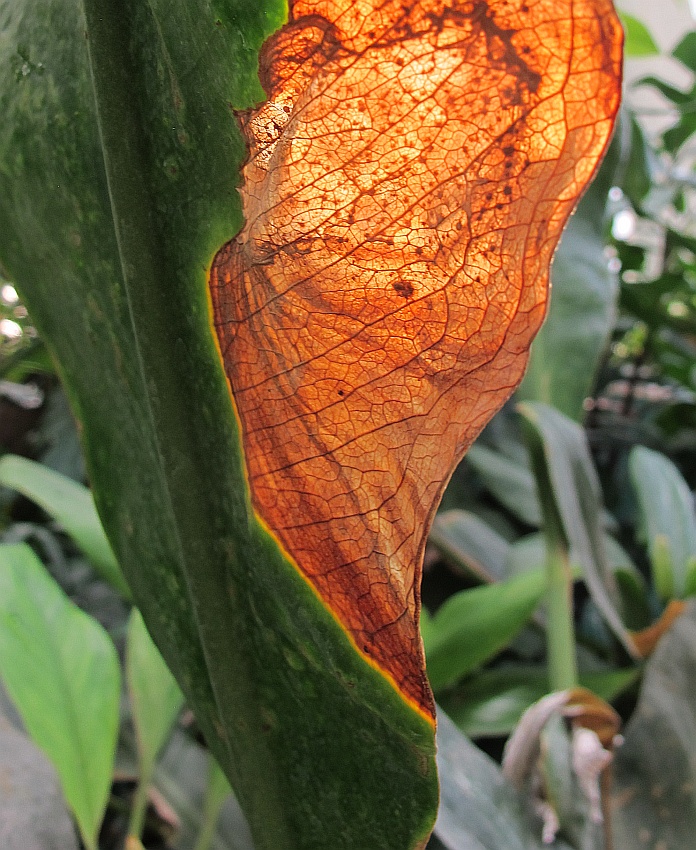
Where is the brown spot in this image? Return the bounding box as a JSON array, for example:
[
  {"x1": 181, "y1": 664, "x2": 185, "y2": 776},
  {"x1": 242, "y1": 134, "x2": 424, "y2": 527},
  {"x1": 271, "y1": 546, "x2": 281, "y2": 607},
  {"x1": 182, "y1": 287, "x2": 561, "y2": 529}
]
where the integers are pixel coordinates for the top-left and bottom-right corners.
[{"x1": 393, "y1": 280, "x2": 415, "y2": 299}]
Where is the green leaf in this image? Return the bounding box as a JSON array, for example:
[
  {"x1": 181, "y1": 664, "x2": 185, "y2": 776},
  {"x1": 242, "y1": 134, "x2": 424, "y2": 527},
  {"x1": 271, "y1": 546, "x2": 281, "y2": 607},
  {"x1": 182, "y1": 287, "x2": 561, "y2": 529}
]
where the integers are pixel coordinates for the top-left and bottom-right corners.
[
  {"x1": 424, "y1": 571, "x2": 546, "y2": 692},
  {"x1": 440, "y1": 666, "x2": 639, "y2": 739},
  {"x1": 466, "y1": 443, "x2": 542, "y2": 526},
  {"x1": 519, "y1": 177, "x2": 618, "y2": 422},
  {"x1": 619, "y1": 13, "x2": 659, "y2": 57},
  {"x1": 612, "y1": 600, "x2": 696, "y2": 846},
  {"x1": 673, "y1": 31, "x2": 696, "y2": 71},
  {"x1": 429, "y1": 510, "x2": 512, "y2": 582},
  {"x1": 629, "y1": 445, "x2": 696, "y2": 599},
  {"x1": 0, "y1": 543, "x2": 120, "y2": 850},
  {"x1": 518, "y1": 403, "x2": 637, "y2": 657},
  {"x1": 0, "y1": 454, "x2": 129, "y2": 597},
  {"x1": 0, "y1": 1, "x2": 438, "y2": 847}
]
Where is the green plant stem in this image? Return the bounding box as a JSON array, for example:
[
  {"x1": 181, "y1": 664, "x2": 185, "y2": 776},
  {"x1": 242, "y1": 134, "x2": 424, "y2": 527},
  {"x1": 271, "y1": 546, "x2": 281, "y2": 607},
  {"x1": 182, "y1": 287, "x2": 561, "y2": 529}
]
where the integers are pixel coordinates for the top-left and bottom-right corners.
[
  {"x1": 193, "y1": 757, "x2": 231, "y2": 850},
  {"x1": 127, "y1": 770, "x2": 152, "y2": 841},
  {"x1": 545, "y1": 545, "x2": 579, "y2": 692}
]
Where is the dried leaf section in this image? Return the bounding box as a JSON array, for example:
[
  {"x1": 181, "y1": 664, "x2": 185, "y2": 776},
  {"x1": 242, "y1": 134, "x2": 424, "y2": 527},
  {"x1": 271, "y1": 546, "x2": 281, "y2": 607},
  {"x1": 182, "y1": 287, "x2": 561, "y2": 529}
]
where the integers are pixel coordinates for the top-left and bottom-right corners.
[{"x1": 210, "y1": 0, "x2": 622, "y2": 717}]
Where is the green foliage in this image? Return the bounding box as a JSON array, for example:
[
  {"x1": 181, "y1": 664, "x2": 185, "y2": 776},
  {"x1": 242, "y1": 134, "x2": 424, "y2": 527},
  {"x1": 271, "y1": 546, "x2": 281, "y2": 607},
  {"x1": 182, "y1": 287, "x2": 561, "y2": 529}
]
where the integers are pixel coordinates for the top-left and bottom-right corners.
[
  {"x1": 423, "y1": 571, "x2": 546, "y2": 691},
  {"x1": 0, "y1": 543, "x2": 120, "y2": 850},
  {"x1": 619, "y1": 13, "x2": 660, "y2": 56},
  {"x1": 0, "y1": 454, "x2": 128, "y2": 596}
]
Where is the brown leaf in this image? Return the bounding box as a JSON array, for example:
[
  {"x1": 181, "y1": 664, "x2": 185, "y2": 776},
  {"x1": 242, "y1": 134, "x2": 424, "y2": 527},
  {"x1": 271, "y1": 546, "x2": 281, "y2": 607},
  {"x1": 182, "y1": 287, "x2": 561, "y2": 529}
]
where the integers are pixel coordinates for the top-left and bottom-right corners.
[{"x1": 210, "y1": 0, "x2": 623, "y2": 719}]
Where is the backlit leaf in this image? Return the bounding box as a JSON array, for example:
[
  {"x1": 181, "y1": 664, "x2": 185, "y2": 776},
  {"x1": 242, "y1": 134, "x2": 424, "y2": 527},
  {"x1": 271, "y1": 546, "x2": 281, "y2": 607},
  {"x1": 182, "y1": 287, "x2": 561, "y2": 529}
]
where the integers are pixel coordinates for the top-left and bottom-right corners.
[{"x1": 210, "y1": 0, "x2": 623, "y2": 717}]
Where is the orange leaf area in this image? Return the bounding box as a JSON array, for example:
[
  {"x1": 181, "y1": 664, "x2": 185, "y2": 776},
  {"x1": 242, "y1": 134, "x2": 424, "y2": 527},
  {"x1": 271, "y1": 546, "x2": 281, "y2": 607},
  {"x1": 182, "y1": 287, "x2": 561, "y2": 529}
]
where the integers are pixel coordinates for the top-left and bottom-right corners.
[{"x1": 210, "y1": 0, "x2": 622, "y2": 719}]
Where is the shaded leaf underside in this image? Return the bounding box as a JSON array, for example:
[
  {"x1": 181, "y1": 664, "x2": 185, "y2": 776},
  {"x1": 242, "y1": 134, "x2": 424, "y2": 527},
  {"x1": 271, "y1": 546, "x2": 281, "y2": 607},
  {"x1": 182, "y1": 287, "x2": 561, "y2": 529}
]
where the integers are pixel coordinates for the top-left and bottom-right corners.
[{"x1": 210, "y1": 0, "x2": 623, "y2": 716}]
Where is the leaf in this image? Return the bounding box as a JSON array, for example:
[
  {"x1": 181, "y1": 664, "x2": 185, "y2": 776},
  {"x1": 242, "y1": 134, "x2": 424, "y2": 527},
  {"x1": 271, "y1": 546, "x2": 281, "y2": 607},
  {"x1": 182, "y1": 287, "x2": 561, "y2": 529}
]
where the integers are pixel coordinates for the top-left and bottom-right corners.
[
  {"x1": 429, "y1": 509, "x2": 512, "y2": 582},
  {"x1": 0, "y1": 454, "x2": 129, "y2": 597},
  {"x1": 0, "y1": 0, "x2": 623, "y2": 847},
  {"x1": 434, "y1": 709, "x2": 572, "y2": 850},
  {"x1": 518, "y1": 402, "x2": 638, "y2": 657},
  {"x1": 611, "y1": 600, "x2": 696, "y2": 847},
  {"x1": 0, "y1": 543, "x2": 120, "y2": 850},
  {"x1": 467, "y1": 443, "x2": 542, "y2": 527},
  {"x1": 518, "y1": 175, "x2": 618, "y2": 422},
  {"x1": 424, "y1": 571, "x2": 547, "y2": 691},
  {"x1": 629, "y1": 445, "x2": 696, "y2": 599},
  {"x1": 618, "y1": 13, "x2": 659, "y2": 57},
  {"x1": 210, "y1": 0, "x2": 622, "y2": 717},
  {"x1": 0, "y1": 0, "x2": 438, "y2": 847},
  {"x1": 440, "y1": 666, "x2": 639, "y2": 739}
]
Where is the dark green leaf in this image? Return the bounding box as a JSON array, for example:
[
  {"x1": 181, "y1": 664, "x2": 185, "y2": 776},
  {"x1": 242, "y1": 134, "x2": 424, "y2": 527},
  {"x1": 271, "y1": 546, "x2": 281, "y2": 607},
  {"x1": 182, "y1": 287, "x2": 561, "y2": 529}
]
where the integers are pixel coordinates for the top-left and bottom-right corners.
[
  {"x1": 0, "y1": 1, "x2": 438, "y2": 846},
  {"x1": 0, "y1": 543, "x2": 120, "y2": 850},
  {"x1": 673, "y1": 31, "x2": 696, "y2": 71}
]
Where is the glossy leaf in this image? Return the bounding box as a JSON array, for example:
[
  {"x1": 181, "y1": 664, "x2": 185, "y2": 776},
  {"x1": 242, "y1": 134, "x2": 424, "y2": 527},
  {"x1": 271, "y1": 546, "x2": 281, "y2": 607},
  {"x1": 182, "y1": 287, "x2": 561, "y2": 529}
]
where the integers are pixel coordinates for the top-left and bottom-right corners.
[
  {"x1": 424, "y1": 571, "x2": 546, "y2": 691},
  {"x1": 629, "y1": 445, "x2": 696, "y2": 599},
  {"x1": 611, "y1": 600, "x2": 696, "y2": 847},
  {"x1": 0, "y1": 454, "x2": 128, "y2": 597},
  {"x1": 0, "y1": 543, "x2": 120, "y2": 850}
]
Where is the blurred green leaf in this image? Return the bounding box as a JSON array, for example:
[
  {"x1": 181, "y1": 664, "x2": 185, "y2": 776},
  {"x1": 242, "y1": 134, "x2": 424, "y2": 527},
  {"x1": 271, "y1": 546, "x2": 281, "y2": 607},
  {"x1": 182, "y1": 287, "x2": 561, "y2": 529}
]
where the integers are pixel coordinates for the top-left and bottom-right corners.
[
  {"x1": 519, "y1": 178, "x2": 617, "y2": 422},
  {"x1": 518, "y1": 403, "x2": 637, "y2": 657},
  {"x1": 0, "y1": 454, "x2": 129, "y2": 597},
  {"x1": 673, "y1": 31, "x2": 696, "y2": 71},
  {"x1": 629, "y1": 445, "x2": 696, "y2": 599},
  {"x1": 424, "y1": 571, "x2": 546, "y2": 691},
  {"x1": 612, "y1": 600, "x2": 696, "y2": 847},
  {"x1": 0, "y1": 543, "x2": 120, "y2": 850},
  {"x1": 440, "y1": 666, "x2": 639, "y2": 739},
  {"x1": 467, "y1": 443, "x2": 541, "y2": 526},
  {"x1": 619, "y1": 13, "x2": 659, "y2": 57},
  {"x1": 429, "y1": 510, "x2": 511, "y2": 582}
]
